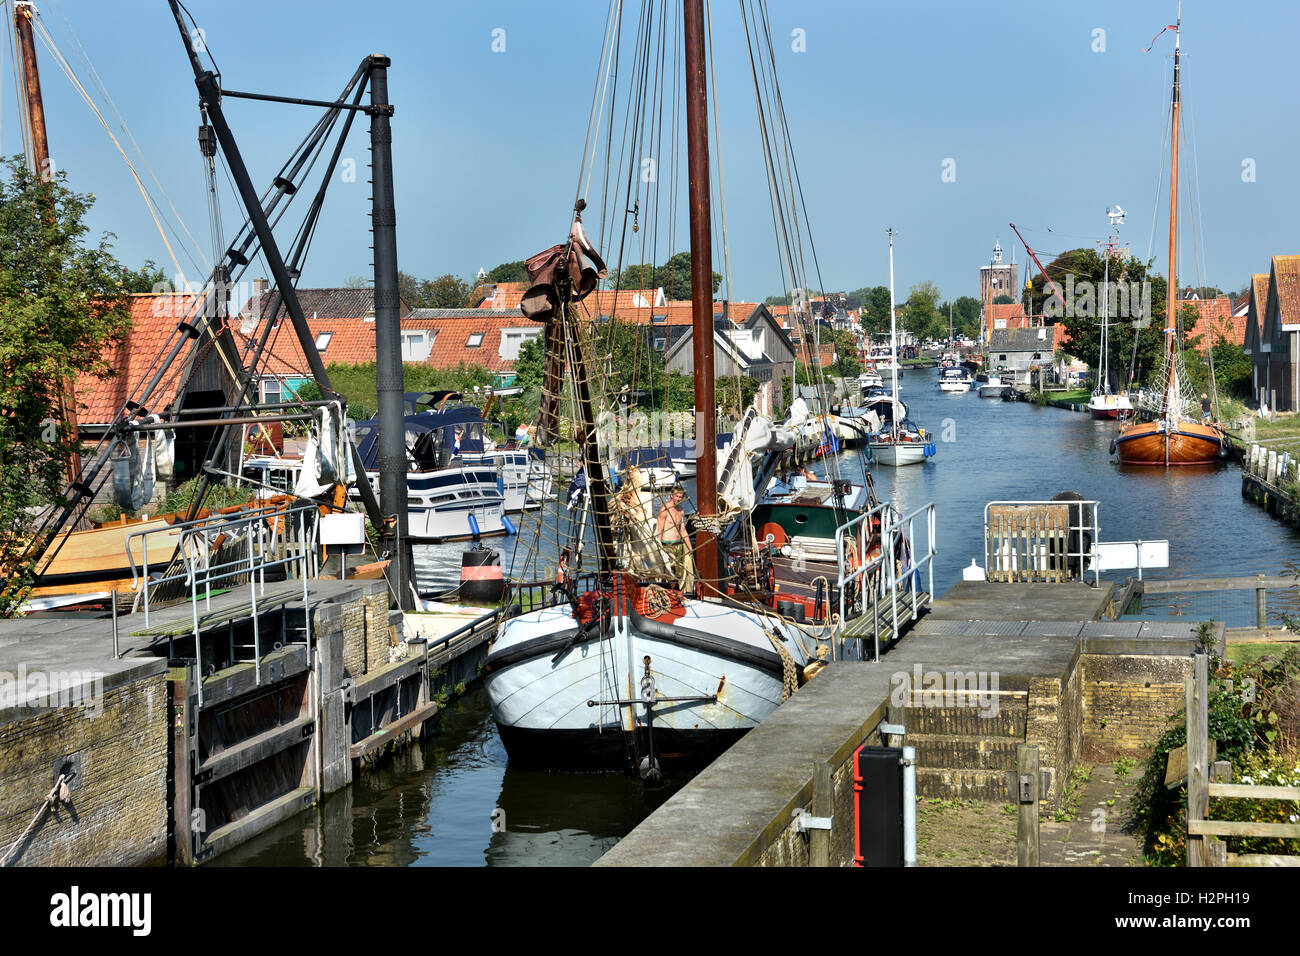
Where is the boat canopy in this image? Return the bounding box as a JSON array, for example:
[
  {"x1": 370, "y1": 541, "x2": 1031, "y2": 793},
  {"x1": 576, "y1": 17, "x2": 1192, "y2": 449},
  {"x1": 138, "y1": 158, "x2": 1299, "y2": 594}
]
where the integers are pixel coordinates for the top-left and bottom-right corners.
[{"x1": 353, "y1": 407, "x2": 490, "y2": 470}]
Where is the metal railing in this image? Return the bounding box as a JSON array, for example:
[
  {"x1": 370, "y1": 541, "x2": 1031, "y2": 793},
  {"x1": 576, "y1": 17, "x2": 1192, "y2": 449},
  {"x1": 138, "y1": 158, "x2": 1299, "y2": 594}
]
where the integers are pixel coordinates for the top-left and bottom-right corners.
[
  {"x1": 127, "y1": 501, "x2": 319, "y2": 702},
  {"x1": 835, "y1": 501, "x2": 937, "y2": 659},
  {"x1": 983, "y1": 499, "x2": 1100, "y2": 586}
]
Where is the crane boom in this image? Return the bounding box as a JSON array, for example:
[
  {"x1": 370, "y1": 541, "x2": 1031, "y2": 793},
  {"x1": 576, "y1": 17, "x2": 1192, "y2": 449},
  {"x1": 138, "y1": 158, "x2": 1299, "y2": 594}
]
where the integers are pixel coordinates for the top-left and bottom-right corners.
[{"x1": 1009, "y1": 222, "x2": 1065, "y2": 309}]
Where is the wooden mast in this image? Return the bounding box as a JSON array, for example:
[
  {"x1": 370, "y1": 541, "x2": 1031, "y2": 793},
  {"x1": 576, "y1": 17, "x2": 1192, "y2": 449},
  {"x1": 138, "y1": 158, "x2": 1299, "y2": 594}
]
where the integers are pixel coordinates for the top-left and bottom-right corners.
[
  {"x1": 1162, "y1": 14, "x2": 1181, "y2": 464},
  {"x1": 683, "y1": 0, "x2": 719, "y2": 594},
  {"x1": 14, "y1": 1, "x2": 82, "y2": 482}
]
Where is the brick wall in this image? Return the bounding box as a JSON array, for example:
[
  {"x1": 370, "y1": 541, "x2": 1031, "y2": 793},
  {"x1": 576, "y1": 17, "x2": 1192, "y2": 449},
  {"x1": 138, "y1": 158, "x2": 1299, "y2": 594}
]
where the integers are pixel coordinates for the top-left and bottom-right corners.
[
  {"x1": 0, "y1": 670, "x2": 168, "y2": 866},
  {"x1": 1081, "y1": 654, "x2": 1192, "y2": 757}
]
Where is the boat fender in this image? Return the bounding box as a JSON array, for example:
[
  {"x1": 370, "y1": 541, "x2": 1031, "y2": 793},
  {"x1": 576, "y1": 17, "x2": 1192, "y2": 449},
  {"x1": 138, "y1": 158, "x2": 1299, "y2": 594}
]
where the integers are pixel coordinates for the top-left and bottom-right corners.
[
  {"x1": 1108, "y1": 439, "x2": 1117, "y2": 455},
  {"x1": 502, "y1": 515, "x2": 517, "y2": 536}
]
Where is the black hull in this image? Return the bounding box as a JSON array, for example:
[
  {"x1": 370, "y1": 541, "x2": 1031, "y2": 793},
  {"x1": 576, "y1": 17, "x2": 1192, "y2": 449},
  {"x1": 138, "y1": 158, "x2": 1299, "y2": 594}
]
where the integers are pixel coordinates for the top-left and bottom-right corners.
[{"x1": 495, "y1": 722, "x2": 748, "y2": 773}]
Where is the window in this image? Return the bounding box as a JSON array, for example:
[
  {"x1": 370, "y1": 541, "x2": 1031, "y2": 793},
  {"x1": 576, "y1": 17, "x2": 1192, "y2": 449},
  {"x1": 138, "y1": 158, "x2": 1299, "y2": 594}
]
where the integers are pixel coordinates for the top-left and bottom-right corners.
[
  {"x1": 653, "y1": 335, "x2": 666, "y2": 351},
  {"x1": 467, "y1": 333, "x2": 484, "y2": 348},
  {"x1": 314, "y1": 332, "x2": 332, "y2": 351},
  {"x1": 998, "y1": 354, "x2": 1007, "y2": 361},
  {"x1": 261, "y1": 378, "x2": 282, "y2": 405}
]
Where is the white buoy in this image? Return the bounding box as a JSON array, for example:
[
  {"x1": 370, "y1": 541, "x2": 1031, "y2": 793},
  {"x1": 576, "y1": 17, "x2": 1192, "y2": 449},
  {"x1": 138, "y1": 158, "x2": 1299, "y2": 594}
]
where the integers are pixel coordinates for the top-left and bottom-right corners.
[{"x1": 962, "y1": 559, "x2": 985, "y2": 582}]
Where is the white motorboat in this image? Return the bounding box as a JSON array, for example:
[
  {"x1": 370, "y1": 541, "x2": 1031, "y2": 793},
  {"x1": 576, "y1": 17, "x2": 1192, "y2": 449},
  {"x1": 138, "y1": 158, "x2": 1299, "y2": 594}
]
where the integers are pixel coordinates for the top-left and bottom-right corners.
[
  {"x1": 977, "y1": 373, "x2": 1008, "y2": 398},
  {"x1": 939, "y1": 366, "x2": 972, "y2": 393}
]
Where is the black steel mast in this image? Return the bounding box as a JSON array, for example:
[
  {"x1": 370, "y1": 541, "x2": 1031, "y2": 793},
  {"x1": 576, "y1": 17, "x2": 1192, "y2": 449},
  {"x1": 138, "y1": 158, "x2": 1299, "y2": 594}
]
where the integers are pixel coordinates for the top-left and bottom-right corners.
[{"x1": 367, "y1": 54, "x2": 413, "y2": 609}]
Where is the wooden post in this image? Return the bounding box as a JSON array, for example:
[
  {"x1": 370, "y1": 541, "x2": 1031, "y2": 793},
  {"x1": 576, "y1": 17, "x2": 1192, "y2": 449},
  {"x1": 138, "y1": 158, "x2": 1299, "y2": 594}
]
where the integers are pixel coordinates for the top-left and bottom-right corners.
[
  {"x1": 1186, "y1": 653, "x2": 1209, "y2": 867},
  {"x1": 1016, "y1": 744, "x2": 1040, "y2": 867},
  {"x1": 1256, "y1": 575, "x2": 1267, "y2": 630},
  {"x1": 811, "y1": 759, "x2": 832, "y2": 867}
]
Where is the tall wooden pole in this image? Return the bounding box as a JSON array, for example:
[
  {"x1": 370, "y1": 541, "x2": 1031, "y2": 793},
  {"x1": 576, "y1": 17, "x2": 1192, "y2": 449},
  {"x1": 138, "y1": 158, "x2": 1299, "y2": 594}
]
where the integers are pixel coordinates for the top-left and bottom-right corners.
[
  {"x1": 14, "y1": 1, "x2": 82, "y2": 481},
  {"x1": 1164, "y1": 17, "x2": 1181, "y2": 409},
  {"x1": 684, "y1": 0, "x2": 719, "y2": 593}
]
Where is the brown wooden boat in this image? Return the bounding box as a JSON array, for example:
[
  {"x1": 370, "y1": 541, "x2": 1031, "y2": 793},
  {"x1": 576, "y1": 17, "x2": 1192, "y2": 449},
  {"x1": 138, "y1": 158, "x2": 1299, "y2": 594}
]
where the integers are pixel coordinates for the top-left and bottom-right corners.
[
  {"x1": 1114, "y1": 419, "x2": 1223, "y2": 466},
  {"x1": 1113, "y1": 16, "x2": 1221, "y2": 469}
]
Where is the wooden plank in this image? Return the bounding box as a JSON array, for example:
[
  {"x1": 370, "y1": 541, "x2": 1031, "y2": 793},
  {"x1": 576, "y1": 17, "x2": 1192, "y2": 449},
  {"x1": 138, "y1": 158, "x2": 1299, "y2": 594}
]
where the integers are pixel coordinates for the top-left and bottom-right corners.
[
  {"x1": 1165, "y1": 740, "x2": 1217, "y2": 789},
  {"x1": 1189, "y1": 820, "x2": 1300, "y2": 838},
  {"x1": 1227, "y1": 854, "x2": 1300, "y2": 867},
  {"x1": 348, "y1": 699, "x2": 440, "y2": 761},
  {"x1": 1209, "y1": 783, "x2": 1300, "y2": 801},
  {"x1": 1186, "y1": 656, "x2": 1209, "y2": 867},
  {"x1": 1142, "y1": 576, "x2": 1300, "y2": 594},
  {"x1": 196, "y1": 714, "x2": 314, "y2": 786},
  {"x1": 1017, "y1": 744, "x2": 1040, "y2": 867}
]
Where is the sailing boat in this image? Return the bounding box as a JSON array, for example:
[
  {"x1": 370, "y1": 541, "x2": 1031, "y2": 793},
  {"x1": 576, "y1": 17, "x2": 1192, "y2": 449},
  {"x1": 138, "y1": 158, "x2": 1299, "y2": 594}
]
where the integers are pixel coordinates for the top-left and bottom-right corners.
[
  {"x1": 1088, "y1": 213, "x2": 1134, "y2": 419},
  {"x1": 485, "y1": 1, "x2": 818, "y2": 775},
  {"x1": 868, "y1": 229, "x2": 935, "y2": 466},
  {"x1": 1113, "y1": 15, "x2": 1224, "y2": 466}
]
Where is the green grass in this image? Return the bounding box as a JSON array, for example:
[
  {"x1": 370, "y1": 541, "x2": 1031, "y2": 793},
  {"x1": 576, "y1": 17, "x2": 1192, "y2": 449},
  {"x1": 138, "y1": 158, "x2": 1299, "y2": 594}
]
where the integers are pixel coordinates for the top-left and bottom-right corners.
[
  {"x1": 1049, "y1": 388, "x2": 1091, "y2": 404},
  {"x1": 1226, "y1": 641, "x2": 1298, "y2": 665}
]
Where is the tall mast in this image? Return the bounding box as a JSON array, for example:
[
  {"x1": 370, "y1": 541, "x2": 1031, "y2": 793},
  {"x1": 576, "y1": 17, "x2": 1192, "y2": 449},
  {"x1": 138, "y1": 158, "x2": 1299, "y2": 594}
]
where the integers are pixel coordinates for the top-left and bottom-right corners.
[
  {"x1": 887, "y1": 228, "x2": 898, "y2": 437},
  {"x1": 684, "y1": 0, "x2": 719, "y2": 592},
  {"x1": 14, "y1": 1, "x2": 81, "y2": 482},
  {"x1": 1163, "y1": 13, "x2": 1181, "y2": 415}
]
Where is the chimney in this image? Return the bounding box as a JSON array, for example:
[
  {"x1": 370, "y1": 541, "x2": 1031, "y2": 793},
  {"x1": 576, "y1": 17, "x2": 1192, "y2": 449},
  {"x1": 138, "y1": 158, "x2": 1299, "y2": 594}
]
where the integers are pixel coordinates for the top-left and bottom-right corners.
[{"x1": 253, "y1": 277, "x2": 270, "y2": 296}]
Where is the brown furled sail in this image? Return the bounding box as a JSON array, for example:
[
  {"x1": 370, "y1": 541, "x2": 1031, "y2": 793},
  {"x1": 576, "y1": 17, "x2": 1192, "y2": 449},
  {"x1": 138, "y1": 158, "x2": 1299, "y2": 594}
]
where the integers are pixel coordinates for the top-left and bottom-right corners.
[{"x1": 521, "y1": 204, "x2": 606, "y2": 445}]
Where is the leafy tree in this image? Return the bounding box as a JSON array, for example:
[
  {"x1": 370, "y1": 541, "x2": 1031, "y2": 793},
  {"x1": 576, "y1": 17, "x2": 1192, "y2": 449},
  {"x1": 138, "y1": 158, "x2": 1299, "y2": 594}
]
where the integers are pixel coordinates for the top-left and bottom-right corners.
[
  {"x1": 938, "y1": 295, "x2": 981, "y2": 339},
  {"x1": 993, "y1": 293, "x2": 1015, "y2": 305},
  {"x1": 398, "y1": 271, "x2": 474, "y2": 309},
  {"x1": 901, "y1": 280, "x2": 943, "y2": 343},
  {"x1": 608, "y1": 252, "x2": 720, "y2": 300},
  {"x1": 120, "y1": 259, "x2": 167, "y2": 293},
  {"x1": 856, "y1": 285, "x2": 892, "y2": 334},
  {"x1": 1039, "y1": 248, "x2": 1169, "y2": 390},
  {"x1": 830, "y1": 328, "x2": 862, "y2": 380},
  {"x1": 484, "y1": 260, "x2": 529, "y2": 284},
  {"x1": 0, "y1": 157, "x2": 134, "y2": 614}
]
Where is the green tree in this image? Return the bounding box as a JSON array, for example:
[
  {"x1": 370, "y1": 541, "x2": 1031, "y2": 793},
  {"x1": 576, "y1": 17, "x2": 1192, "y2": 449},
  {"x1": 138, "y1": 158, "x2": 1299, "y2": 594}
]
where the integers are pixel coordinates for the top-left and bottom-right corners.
[
  {"x1": 901, "y1": 280, "x2": 943, "y2": 343},
  {"x1": 993, "y1": 294, "x2": 1015, "y2": 305},
  {"x1": 1040, "y1": 248, "x2": 1168, "y2": 390},
  {"x1": 398, "y1": 271, "x2": 474, "y2": 309},
  {"x1": 856, "y1": 285, "x2": 892, "y2": 334},
  {"x1": 0, "y1": 158, "x2": 134, "y2": 614},
  {"x1": 484, "y1": 260, "x2": 529, "y2": 284},
  {"x1": 830, "y1": 328, "x2": 862, "y2": 380},
  {"x1": 120, "y1": 259, "x2": 167, "y2": 293}
]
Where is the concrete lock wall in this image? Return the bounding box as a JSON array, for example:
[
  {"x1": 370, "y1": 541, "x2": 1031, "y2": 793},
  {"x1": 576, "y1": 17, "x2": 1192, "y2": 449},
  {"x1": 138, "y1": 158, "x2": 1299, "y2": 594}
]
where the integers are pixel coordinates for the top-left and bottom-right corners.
[{"x1": 0, "y1": 666, "x2": 169, "y2": 867}]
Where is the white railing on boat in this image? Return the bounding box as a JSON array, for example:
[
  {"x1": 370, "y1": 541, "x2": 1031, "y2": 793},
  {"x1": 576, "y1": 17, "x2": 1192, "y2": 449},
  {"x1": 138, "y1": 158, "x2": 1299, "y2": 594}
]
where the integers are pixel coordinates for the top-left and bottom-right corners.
[
  {"x1": 126, "y1": 501, "x2": 320, "y2": 701},
  {"x1": 834, "y1": 501, "x2": 937, "y2": 659},
  {"x1": 982, "y1": 499, "x2": 1100, "y2": 586}
]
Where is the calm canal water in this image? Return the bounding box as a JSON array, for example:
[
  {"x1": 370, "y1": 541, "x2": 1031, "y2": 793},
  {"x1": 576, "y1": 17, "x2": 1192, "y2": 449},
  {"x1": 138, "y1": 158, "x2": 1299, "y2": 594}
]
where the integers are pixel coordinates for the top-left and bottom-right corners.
[{"x1": 213, "y1": 367, "x2": 1300, "y2": 866}]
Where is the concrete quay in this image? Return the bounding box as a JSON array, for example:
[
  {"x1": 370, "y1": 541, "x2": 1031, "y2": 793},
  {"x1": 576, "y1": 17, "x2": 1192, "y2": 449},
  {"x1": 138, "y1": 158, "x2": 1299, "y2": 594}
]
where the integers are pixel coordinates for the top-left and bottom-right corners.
[{"x1": 596, "y1": 581, "x2": 1212, "y2": 867}]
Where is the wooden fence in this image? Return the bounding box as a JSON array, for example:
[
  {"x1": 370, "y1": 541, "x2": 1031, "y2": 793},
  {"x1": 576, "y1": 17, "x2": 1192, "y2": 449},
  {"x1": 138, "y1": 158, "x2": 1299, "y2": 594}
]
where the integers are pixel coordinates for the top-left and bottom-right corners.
[{"x1": 1183, "y1": 652, "x2": 1300, "y2": 867}]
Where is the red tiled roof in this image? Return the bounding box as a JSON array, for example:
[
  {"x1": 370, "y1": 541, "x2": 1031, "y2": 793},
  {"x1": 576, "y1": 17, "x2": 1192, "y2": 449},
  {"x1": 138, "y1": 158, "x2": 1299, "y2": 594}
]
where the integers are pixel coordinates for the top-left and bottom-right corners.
[
  {"x1": 75, "y1": 293, "x2": 204, "y2": 426},
  {"x1": 1273, "y1": 255, "x2": 1300, "y2": 327},
  {"x1": 1180, "y1": 297, "x2": 1244, "y2": 349},
  {"x1": 234, "y1": 317, "x2": 379, "y2": 376}
]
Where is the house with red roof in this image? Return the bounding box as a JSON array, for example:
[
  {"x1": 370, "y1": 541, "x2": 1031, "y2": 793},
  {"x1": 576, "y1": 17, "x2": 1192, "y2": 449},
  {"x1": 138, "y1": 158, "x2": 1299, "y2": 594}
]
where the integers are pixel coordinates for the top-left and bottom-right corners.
[
  {"x1": 75, "y1": 291, "x2": 245, "y2": 485},
  {"x1": 662, "y1": 304, "x2": 796, "y2": 416},
  {"x1": 1255, "y1": 255, "x2": 1300, "y2": 411},
  {"x1": 1243, "y1": 272, "x2": 1272, "y2": 405}
]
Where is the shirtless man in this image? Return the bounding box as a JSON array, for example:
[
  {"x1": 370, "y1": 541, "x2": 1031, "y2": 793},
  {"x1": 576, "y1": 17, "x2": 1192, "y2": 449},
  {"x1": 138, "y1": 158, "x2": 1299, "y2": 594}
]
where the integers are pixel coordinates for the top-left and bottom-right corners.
[
  {"x1": 655, "y1": 481, "x2": 696, "y2": 580},
  {"x1": 656, "y1": 484, "x2": 688, "y2": 547}
]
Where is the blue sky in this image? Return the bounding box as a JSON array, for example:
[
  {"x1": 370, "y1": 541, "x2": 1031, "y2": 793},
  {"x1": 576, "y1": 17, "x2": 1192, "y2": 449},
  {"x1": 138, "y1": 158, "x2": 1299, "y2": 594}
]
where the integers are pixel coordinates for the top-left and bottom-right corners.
[{"x1": 8, "y1": 0, "x2": 1297, "y2": 304}]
